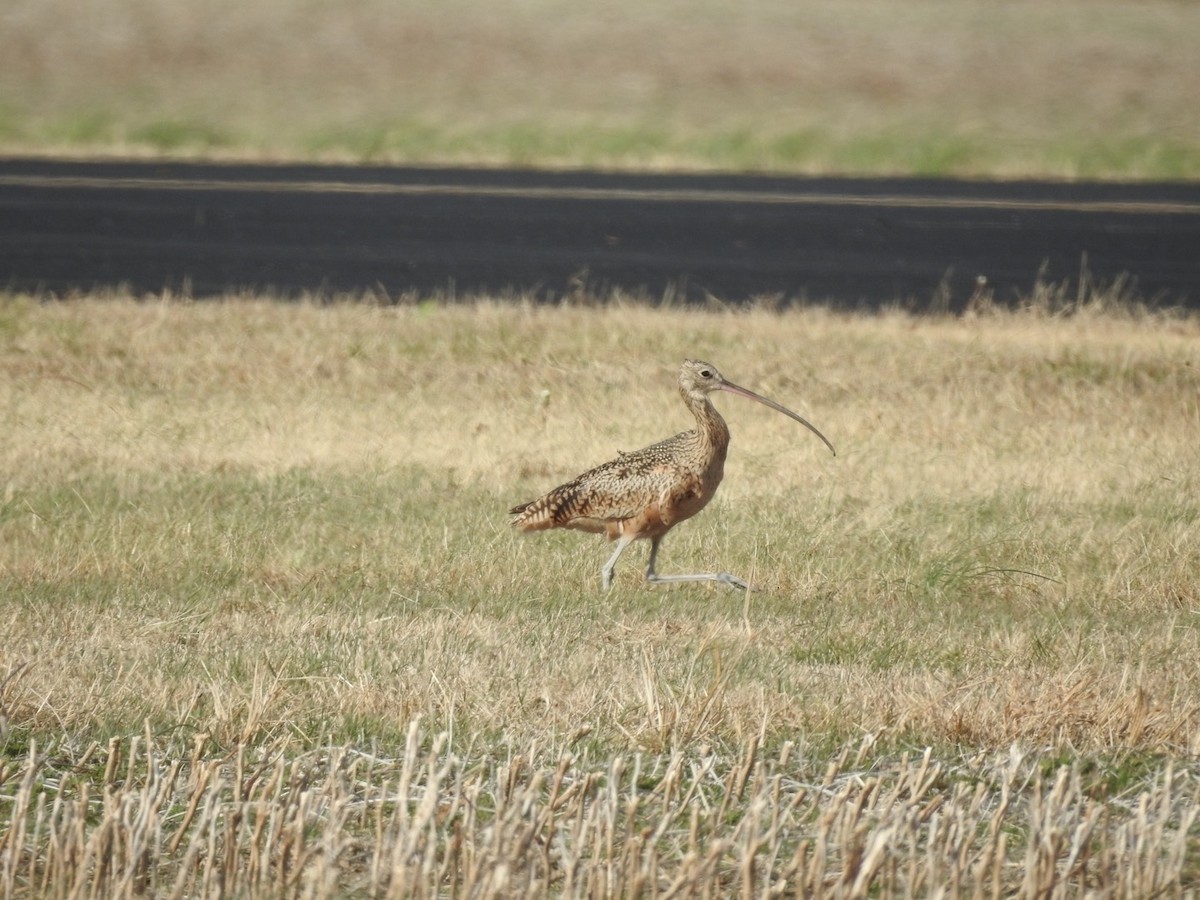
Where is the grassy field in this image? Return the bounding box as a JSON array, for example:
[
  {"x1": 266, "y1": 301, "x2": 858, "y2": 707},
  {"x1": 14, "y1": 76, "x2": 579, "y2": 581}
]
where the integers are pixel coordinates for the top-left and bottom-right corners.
[
  {"x1": 2, "y1": 0, "x2": 1199, "y2": 179},
  {"x1": 1, "y1": 293, "x2": 1199, "y2": 895}
]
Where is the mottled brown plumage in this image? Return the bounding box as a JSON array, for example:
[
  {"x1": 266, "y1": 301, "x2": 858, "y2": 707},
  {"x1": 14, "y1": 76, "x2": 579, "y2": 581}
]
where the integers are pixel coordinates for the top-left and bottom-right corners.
[{"x1": 510, "y1": 359, "x2": 835, "y2": 590}]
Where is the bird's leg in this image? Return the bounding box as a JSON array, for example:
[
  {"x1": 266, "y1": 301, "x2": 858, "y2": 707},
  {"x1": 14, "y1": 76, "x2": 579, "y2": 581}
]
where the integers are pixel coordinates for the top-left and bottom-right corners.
[
  {"x1": 601, "y1": 533, "x2": 637, "y2": 591},
  {"x1": 644, "y1": 537, "x2": 750, "y2": 591}
]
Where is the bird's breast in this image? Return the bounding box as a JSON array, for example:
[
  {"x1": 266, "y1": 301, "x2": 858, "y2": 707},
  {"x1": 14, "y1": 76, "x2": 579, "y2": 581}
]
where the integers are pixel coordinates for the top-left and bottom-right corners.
[{"x1": 660, "y1": 454, "x2": 725, "y2": 525}]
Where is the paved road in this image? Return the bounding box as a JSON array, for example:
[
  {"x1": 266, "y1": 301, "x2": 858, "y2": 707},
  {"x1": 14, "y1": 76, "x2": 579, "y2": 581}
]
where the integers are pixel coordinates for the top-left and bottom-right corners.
[{"x1": 2, "y1": 158, "x2": 1198, "y2": 309}]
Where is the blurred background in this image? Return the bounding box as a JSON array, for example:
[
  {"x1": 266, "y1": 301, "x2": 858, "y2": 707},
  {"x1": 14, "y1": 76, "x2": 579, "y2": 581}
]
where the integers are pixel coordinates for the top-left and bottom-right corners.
[{"x1": 2, "y1": 0, "x2": 1198, "y2": 179}]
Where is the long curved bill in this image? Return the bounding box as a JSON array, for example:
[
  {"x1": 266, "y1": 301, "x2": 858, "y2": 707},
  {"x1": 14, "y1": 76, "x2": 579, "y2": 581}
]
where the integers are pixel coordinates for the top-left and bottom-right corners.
[{"x1": 719, "y1": 380, "x2": 837, "y2": 456}]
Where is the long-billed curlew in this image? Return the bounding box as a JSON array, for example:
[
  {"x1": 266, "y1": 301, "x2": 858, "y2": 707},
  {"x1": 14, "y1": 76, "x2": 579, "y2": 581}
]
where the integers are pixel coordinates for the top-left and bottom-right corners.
[{"x1": 509, "y1": 359, "x2": 835, "y2": 590}]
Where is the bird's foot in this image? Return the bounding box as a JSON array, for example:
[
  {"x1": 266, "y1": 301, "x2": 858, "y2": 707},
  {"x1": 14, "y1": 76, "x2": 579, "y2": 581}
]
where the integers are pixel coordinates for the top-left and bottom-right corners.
[{"x1": 645, "y1": 571, "x2": 750, "y2": 591}]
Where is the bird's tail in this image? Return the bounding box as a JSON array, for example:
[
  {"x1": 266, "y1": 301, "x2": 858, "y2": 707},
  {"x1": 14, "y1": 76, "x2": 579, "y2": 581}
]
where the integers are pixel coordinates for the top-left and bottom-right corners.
[
  {"x1": 508, "y1": 485, "x2": 580, "y2": 531},
  {"x1": 508, "y1": 497, "x2": 557, "y2": 531}
]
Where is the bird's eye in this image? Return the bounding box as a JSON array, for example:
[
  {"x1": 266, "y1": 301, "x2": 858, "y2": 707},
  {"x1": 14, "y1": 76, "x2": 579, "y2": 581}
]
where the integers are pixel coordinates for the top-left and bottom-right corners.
[{"x1": 700, "y1": 369, "x2": 713, "y2": 378}]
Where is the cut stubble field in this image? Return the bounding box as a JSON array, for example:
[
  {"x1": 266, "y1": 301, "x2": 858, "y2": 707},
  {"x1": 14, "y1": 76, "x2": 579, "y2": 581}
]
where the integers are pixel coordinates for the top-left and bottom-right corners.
[{"x1": 1, "y1": 294, "x2": 1199, "y2": 895}]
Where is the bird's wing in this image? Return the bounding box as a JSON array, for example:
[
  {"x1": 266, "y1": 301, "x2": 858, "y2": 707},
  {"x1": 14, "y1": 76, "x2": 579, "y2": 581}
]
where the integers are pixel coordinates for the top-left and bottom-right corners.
[
  {"x1": 510, "y1": 432, "x2": 698, "y2": 531},
  {"x1": 571, "y1": 457, "x2": 696, "y2": 522}
]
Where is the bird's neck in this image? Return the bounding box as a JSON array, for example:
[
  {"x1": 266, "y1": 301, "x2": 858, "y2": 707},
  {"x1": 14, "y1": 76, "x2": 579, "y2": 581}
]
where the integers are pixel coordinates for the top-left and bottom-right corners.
[{"x1": 683, "y1": 390, "x2": 731, "y2": 456}]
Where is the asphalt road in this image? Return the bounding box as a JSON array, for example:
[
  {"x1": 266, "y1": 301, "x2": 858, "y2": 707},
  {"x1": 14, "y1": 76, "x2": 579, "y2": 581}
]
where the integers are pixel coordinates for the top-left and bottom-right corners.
[{"x1": 2, "y1": 158, "x2": 1198, "y2": 310}]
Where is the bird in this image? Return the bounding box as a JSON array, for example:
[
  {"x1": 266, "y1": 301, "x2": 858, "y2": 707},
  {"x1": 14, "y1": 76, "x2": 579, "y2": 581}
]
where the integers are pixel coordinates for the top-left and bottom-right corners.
[{"x1": 509, "y1": 359, "x2": 835, "y2": 590}]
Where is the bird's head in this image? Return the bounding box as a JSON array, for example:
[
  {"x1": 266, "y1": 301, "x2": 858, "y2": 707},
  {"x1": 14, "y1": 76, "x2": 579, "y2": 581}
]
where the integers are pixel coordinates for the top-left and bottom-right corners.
[
  {"x1": 677, "y1": 358, "x2": 836, "y2": 456},
  {"x1": 679, "y1": 359, "x2": 726, "y2": 396}
]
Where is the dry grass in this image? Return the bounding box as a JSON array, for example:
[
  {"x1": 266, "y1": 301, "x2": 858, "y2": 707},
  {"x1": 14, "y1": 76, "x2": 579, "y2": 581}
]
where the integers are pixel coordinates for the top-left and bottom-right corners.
[
  {"x1": 2, "y1": 0, "x2": 1199, "y2": 177},
  {"x1": 2, "y1": 729, "x2": 1197, "y2": 898},
  {"x1": 2, "y1": 293, "x2": 1200, "y2": 894}
]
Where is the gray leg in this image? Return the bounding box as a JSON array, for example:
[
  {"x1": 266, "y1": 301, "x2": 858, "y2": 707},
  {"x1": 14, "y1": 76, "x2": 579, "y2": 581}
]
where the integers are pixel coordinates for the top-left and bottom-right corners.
[
  {"x1": 643, "y1": 536, "x2": 750, "y2": 591},
  {"x1": 601, "y1": 533, "x2": 637, "y2": 591}
]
